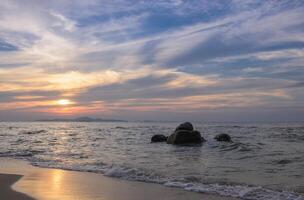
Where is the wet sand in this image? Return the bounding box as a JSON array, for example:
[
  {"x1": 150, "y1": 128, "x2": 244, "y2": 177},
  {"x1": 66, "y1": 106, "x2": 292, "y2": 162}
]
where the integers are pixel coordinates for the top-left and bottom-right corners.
[
  {"x1": 0, "y1": 158, "x2": 239, "y2": 200},
  {"x1": 0, "y1": 173, "x2": 35, "y2": 200}
]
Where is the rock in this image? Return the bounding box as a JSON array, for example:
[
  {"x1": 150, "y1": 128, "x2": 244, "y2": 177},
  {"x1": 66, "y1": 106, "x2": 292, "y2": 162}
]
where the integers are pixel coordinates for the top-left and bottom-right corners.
[
  {"x1": 175, "y1": 122, "x2": 194, "y2": 131},
  {"x1": 23, "y1": 130, "x2": 46, "y2": 134},
  {"x1": 167, "y1": 130, "x2": 202, "y2": 144},
  {"x1": 151, "y1": 134, "x2": 168, "y2": 142},
  {"x1": 214, "y1": 133, "x2": 232, "y2": 142}
]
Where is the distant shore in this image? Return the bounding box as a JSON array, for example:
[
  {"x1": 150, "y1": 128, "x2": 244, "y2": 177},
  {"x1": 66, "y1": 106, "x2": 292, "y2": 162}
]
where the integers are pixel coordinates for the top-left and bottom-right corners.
[
  {"x1": 36, "y1": 116, "x2": 128, "y2": 122},
  {"x1": 0, "y1": 157, "x2": 239, "y2": 200}
]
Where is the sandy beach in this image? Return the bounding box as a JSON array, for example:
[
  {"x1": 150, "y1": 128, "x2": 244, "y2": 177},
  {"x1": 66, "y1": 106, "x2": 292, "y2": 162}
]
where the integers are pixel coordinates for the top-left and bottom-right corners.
[{"x1": 0, "y1": 157, "x2": 239, "y2": 200}]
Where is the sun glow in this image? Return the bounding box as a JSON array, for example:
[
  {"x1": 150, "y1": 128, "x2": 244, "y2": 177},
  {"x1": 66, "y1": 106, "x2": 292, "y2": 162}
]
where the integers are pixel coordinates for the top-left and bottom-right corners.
[{"x1": 57, "y1": 99, "x2": 72, "y2": 106}]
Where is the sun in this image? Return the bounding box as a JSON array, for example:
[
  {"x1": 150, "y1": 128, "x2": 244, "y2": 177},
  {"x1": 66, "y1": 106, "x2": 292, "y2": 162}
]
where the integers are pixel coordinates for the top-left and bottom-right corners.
[{"x1": 57, "y1": 99, "x2": 72, "y2": 106}]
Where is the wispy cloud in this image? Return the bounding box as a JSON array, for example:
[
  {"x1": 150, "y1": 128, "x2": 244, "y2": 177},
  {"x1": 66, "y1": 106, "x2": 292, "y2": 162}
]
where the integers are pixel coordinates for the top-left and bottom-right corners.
[{"x1": 0, "y1": 0, "x2": 303, "y2": 121}]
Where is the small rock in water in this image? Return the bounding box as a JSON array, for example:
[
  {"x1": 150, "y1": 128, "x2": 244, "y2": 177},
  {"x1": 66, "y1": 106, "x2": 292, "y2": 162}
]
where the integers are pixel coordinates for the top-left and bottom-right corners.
[
  {"x1": 214, "y1": 133, "x2": 232, "y2": 142},
  {"x1": 151, "y1": 134, "x2": 168, "y2": 142},
  {"x1": 23, "y1": 130, "x2": 47, "y2": 134}
]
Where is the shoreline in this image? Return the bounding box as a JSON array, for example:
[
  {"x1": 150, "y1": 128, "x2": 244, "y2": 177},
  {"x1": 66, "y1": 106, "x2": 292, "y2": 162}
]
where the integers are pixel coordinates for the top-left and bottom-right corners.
[{"x1": 0, "y1": 157, "x2": 239, "y2": 200}]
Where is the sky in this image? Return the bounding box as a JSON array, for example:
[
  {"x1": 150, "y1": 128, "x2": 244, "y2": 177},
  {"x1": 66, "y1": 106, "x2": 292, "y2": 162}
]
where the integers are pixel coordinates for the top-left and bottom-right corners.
[{"x1": 0, "y1": 0, "x2": 304, "y2": 122}]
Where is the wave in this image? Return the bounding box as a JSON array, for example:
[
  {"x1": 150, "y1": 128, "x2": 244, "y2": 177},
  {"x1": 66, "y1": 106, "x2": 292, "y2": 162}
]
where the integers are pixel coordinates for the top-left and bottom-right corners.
[
  {"x1": 20, "y1": 157, "x2": 303, "y2": 200},
  {"x1": 209, "y1": 141, "x2": 262, "y2": 153},
  {"x1": 0, "y1": 151, "x2": 34, "y2": 157},
  {"x1": 165, "y1": 181, "x2": 304, "y2": 200},
  {"x1": 21, "y1": 130, "x2": 47, "y2": 134},
  {"x1": 267, "y1": 127, "x2": 304, "y2": 141}
]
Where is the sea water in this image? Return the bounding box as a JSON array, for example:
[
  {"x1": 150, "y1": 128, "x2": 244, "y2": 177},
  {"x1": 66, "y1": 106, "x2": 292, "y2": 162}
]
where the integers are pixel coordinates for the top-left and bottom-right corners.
[{"x1": 0, "y1": 121, "x2": 303, "y2": 200}]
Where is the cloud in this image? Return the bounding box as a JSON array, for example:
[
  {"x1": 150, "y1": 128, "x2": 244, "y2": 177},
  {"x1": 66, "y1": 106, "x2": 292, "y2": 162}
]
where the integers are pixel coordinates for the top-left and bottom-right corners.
[
  {"x1": 154, "y1": 7, "x2": 304, "y2": 67},
  {"x1": 0, "y1": 0, "x2": 303, "y2": 121},
  {"x1": 242, "y1": 67, "x2": 264, "y2": 73},
  {"x1": 0, "y1": 40, "x2": 18, "y2": 51}
]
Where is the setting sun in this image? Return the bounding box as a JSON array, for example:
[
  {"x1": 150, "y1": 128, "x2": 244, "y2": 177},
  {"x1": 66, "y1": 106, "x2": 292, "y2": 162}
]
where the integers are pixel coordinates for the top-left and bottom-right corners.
[{"x1": 57, "y1": 99, "x2": 72, "y2": 106}]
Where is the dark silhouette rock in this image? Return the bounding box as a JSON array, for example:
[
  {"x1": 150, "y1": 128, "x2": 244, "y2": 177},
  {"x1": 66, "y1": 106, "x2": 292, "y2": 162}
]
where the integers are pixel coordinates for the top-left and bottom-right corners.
[
  {"x1": 23, "y1": 130, "x2": 46, "y2": 134},
  {"x1": 167, "y1": 128, "x2": 202, "y2": 144},
  {"x1": 151, "y1": 134, "x2": 168, "y2": 142},
  {"x1": 214, "y1": 133, "x2": 232, "y2": 142},
  {"x1": 175, "y1": 122, "x2": 194, "y2": 131}
]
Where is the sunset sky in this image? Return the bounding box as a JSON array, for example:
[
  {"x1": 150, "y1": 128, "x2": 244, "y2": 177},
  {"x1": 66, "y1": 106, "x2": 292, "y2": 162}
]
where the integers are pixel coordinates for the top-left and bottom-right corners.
[{"x1": 0, "y1": 0, "x2": 304, "y2": 122}]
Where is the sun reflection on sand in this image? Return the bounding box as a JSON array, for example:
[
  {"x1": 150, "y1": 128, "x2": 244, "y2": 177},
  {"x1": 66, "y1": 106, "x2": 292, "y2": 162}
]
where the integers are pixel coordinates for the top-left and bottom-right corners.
[
  {"x1": 50, "y1": 170, "x2": 63, "y2": 192},
  {"x1": 16, "y1": 169, "x2": 78, "y2": 200},
  {"x1": 14, "y1": 168, "x2": 108, "y2": 200}
]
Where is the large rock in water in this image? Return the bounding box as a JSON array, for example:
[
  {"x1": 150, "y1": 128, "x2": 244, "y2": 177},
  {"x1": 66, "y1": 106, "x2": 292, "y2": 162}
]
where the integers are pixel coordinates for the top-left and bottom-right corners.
[
  {"x1": 214, "y1": 133, "x2": 232, "y2": 142},
  {"x1": 151, "y1": 134, "x2": 168, "y2": 142},
  {"x1": 167, "y1": 122, "x2": 203, "y2": 145}
]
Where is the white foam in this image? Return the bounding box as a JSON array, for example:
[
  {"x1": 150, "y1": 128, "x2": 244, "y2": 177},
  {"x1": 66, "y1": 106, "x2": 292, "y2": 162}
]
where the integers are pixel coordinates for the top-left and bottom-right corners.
[
  {"x1": 164, "y1": 181, "x2": 304, "y2": 200},
  {"x1": 27, "y1": 158, "x2": 304, "y2": 200}
]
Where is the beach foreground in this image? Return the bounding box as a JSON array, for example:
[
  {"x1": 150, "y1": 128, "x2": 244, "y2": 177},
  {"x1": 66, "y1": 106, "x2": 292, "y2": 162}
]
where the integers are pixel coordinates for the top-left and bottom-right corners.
[{"x1": 0, "y1": 158, "x2": 238, "y2": 200}]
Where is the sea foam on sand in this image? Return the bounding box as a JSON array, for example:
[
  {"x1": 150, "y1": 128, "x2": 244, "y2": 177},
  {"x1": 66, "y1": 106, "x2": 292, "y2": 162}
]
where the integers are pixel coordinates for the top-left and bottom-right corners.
[{"x1": 0, "y1": 157, "x2": 237, "y2": 200}]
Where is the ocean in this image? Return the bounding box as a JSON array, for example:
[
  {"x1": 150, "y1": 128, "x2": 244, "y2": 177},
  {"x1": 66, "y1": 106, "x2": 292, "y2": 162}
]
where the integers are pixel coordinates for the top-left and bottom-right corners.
[{"x1": 0, "y1": 121, "x2": 303, "y2": 200}]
